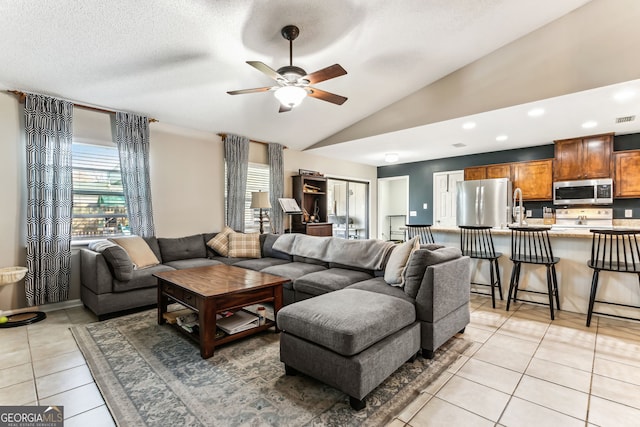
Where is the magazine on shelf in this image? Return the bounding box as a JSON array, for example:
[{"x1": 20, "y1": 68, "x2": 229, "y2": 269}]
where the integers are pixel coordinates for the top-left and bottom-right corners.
[{"x1": 216, "y1": 310, "x2": 259, "y2": 335}]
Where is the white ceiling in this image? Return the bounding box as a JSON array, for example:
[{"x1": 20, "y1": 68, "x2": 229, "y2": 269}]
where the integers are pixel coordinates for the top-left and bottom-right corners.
[{"x1": 1, "y1": 0, "x2": 614, "y2": 165}]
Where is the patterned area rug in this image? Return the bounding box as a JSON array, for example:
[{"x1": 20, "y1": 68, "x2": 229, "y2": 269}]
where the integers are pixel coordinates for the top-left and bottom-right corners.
[{"x1": 71, "y1": 309, "x2": 471, "y2": 427}]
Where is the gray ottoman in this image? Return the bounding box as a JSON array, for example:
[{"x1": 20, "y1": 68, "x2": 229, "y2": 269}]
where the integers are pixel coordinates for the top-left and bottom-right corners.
[{"x1": 277, "y1": 288, "x2": 420, "y2": 410}]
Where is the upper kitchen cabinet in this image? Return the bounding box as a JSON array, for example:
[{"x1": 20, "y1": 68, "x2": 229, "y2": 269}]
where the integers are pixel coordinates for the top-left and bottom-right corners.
[
  {"x1": 464, "y1": 163, "x2": 511, "y2": 180},
  {"x1": 512, "y1": 159, "x2": 553, "y2": 200},
  {"x1": 614, "y1": 150, "x2": 640, "y2": 198},
  {"x1": 464, "y1": 166, "x2": 486, "y2": 180},
  {"x1": 554, "y1": 133, "x2": 613, "y2": 181}
]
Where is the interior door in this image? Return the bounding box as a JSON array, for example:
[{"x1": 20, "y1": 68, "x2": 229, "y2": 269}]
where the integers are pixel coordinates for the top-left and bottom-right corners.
[{"x1": 433, "y1": 170, "x2": 464, "y2": 226}]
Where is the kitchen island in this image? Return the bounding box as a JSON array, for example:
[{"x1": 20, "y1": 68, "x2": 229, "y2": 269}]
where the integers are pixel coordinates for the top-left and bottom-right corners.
[{"x1": 432, "y1": 223, "x2": 640, "y2": 322}]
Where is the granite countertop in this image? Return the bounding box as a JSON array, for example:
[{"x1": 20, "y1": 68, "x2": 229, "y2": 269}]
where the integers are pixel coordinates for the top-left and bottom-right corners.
[{"x1": 431, "y1": 219, "x2": 640, "y2": 238}]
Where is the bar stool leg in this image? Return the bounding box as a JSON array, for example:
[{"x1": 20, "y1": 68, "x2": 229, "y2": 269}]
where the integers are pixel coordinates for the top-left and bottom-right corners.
[
  {"x1": 506, "y1": 262, "x2": 520, "y2": 311},
  {"x1": 489, "y1": 259, "x2": 496, "y2": 309},
  {"x1": 586, "y1": 270, "x2": 600, "y2": 327},
  {"x1": 512, "y1": 263, "x2": 522, "y2": 303},
  {"x1": 494, "y1": 259, "x2": 503, "y2": 300},
  {"x1": 546, "y1": 266, "x2": 555, "y2": 320},
  {"x1": 551, "y1": 265, "x2": 560, "y2": 310}
]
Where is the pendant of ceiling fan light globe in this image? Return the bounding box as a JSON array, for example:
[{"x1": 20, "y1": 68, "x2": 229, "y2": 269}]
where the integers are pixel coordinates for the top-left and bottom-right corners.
[{"x1": 274, "y1": 85, "x2": 307, "y2": 108}]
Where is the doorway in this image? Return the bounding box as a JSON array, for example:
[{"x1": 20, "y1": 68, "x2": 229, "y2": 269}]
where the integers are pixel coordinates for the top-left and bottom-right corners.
[
  {"x1": 327, "y1": 178, "x2": 369, "y2": 239},
  {"x1": 377, "y1": 176, "x2": 408, "y2": 241}
]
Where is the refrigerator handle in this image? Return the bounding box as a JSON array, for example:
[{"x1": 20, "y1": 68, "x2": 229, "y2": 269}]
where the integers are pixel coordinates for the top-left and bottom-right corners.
[
  {"x1": 478, "y1": 186, "x2": 484, "y2": 224},
  {"x1": 475, "y1": 186, "x2": 480, "y2": 225}
]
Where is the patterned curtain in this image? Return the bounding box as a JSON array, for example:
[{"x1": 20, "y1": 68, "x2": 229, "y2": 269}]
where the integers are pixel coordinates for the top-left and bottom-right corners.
[
  {"x1": 25, "y1": 93, "x2": 73, "y2": 306},
  {"x1": 115, "y1": 112, "x2": 155, "y2": 237},
  {"x1": 223, "y1": 134, "x2": 249, "y2": 232},
  {"x1": 268, "y1": 143, "x2": 285, "y2": 234}
]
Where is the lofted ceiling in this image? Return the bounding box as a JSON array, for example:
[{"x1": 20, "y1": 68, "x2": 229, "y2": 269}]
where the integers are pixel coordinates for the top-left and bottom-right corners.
[{"x1": 2, "y1": 0, "x2": 625, "y2": 166}]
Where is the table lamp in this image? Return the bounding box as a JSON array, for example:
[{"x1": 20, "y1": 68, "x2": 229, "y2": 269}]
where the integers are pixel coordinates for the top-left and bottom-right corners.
[{"x1": 250, "y1": 191, "x2": 271, "y2": 234}]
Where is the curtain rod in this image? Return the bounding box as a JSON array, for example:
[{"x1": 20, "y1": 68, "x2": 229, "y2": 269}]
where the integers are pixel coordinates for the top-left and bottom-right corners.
[
  {"x1": 217, "y1": 133, "x2": 287, "y2": 149},
  {"x1": 7, "y1": 90, "x2": 158, "y2": 123}
]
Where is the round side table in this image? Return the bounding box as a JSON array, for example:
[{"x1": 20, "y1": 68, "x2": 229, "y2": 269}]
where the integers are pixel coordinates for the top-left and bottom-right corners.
[{"x1": 0, "y1": 267, "x2": 47, "y2": 328}]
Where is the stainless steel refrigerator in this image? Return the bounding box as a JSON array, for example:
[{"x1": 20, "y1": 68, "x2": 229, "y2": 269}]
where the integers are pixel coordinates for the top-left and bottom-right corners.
[{"x1": 456, "y1": 178, "x2": 512, "y2": 227}]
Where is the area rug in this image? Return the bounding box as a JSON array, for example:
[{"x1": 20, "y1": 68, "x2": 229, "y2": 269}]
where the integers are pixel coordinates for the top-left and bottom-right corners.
[{"x1": 71, "y1": 309, "x2": 471, "y2": 427}]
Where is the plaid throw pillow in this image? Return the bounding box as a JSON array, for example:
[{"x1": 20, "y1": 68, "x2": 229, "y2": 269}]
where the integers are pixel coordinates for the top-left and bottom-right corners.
[
  {"x1": 206, "y1": 226, "x2": 235, "y2": 257},
  {"x1": 228, "y1": 233, "x2": 261, "y2": 258}
]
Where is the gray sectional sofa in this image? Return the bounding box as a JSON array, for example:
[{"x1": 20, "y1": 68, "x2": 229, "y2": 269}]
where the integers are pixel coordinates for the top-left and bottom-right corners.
[{"x1": 80, "y1": 232, "x2": 471, "y2": 359}]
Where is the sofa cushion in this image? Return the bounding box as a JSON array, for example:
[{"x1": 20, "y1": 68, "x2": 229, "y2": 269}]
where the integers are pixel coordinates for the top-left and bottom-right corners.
[
  {"x1": 347, "y1": 277, "x2": 415, "y2": 304},
  {"x1": 384, "y1": 237, "x2": 419, "y2": 287},
  {"x1": 232, "y1": 257, "x2": 291, "y2": 271},
  {"x1": 206, "y1": 226, "x2": 234, "y2": 257},
  {"x1": 88, "y1": 240, "x2": 134, "y2": 281},
  {"x1": 143, "y1": 236, "x2": 163, "y2": 263},
  {"x1": 112, "y1": 263, "x2": 175, "y2": 293},
  {"x1": 261, "y1": 262, "x2": 326, "y2": 281},
  {"x1": 404, "y1": 247, "x2": 462, "y2": 299},
  {"x1": 157, "y1": 234, "x2": 207, "y2": 262},
  {"x1": 292, "y1": 255, "x2": 329, "y2": 267},
  {"x1": 293, "y1": 268, "x2": 373, "y2": 297},
  {"x1": 277, "y1": 288, "x2": 416, "y2": 356},
  {"x1": 109, "y1": 236, "x2": 160, "y2": 269},
  {"x1": 163, "y1": 258, "x2": 223, "y2": 270},
  {"x1": 262, "y1": 234, "x2": 292, "y2": 260},
  {"x1": 228, "y1": 233, "x2": 261, "y2": 258}
]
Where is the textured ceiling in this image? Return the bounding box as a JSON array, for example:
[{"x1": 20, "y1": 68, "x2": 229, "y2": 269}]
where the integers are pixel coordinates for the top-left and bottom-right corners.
[{"x1": 0, "y1": 0, "x2": 593, "y2": 156}]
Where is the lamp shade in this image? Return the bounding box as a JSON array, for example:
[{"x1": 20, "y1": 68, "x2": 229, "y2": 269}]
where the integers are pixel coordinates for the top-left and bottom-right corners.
[
  {"x1": 274, "y1": 86, "x2": 307, "y2": 108},
  {"x1": 250, "y1": 191, "x2": 271, "y2": 209}
]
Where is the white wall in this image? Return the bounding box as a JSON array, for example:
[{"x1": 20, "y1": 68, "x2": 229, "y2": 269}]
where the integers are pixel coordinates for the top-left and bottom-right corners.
[{"x1": 0, "y1": 93, "x2": 376, "y2": 311}]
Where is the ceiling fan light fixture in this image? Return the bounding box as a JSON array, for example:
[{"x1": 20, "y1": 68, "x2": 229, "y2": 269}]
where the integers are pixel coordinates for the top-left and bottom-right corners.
[{"x1": 274, "y1": 86, "x2": 307, "y2": 108}]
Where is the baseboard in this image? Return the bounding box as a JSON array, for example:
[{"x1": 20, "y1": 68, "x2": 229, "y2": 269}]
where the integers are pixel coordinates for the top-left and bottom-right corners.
[{"x1": 1, "y1": 299, "x2": 83, "y2": 316}]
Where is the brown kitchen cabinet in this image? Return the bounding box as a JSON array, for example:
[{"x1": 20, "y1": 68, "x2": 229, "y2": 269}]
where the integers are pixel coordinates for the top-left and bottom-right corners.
[
  {"x1": 554, "y1": 133, "x2": 613, "y2": 181},
  {"x1": 464, "y1": 166, "x2": 486, "y2": 180},
  {"x1": 614, "y1": 150, "x2": 640, "y2": 198},
  {"x1": 512, "y1": 159, "x2": 553, "y2": 200},
  {"x1": 486, "y1": 163, "x2": 512, "y2": 179},
  {"x1": 464, "y1": 163, "x2": 511, "y2": 180}
]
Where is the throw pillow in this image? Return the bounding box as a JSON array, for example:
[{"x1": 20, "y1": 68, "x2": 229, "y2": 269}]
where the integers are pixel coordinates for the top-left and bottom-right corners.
[
  {"x1": 384, "y1": 237, "x2": 420, "y2": 287},
  {"x1": 228, "y1": 232, "x2": 261, "y2": 258},
  {"x1": 88, "y1": 240, "x2": 134, "y2": 281},
  {"x1": 109, "y1": 235, "x2": 160, "y2": 269},
  {"x1": 206, "y1": 226, "x2": 235, "y2": 257}
]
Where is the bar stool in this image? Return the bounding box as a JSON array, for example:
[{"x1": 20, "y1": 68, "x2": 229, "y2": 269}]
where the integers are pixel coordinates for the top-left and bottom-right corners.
[
  {"x1": 405, "y1": 224, "x2": 435, "y2": 244},
  {"x1": 506, "y1": 226, "x2": 560, "y2": 319},
  {"x1": 459, "y1": 225, "x2": 503, "y2": 308},
  {"x1": 586, "y1": 229, "x2": 640, "y2": 327}
]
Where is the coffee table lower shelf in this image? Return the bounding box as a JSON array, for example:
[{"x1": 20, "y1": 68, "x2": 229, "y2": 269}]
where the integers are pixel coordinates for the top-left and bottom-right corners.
[{"x1": 169, "y1": 317, "x2": 276, "y2": 348}]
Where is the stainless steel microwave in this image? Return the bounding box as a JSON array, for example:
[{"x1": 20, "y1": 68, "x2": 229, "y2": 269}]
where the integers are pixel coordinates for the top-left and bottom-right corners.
[{"x1": 553, "y1": 178, "x2": 613, "y2": 205}]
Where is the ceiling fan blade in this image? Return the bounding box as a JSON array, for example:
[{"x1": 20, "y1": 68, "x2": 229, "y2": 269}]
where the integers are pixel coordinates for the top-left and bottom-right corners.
[
  {"x1": 302, "y1": 64, "x2": 347, "y2": 84},
  {"x1": 279, "y1": 104, "x2": 293, "y2": 113},
  {"x1": 307, "y1": 87, "x2": 348, "y2": 105},
  {"x1": 227, "y1": 87, "x2": 274, "y2": 95},
  {"x1": 247, "y1": 61, "x2": 284, "y2": 82}
]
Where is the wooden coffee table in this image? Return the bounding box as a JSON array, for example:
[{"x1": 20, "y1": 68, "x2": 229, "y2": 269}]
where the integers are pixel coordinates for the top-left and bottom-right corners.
[{"x1": 155, "y1": 264, "x2": 288, "y2": 359}]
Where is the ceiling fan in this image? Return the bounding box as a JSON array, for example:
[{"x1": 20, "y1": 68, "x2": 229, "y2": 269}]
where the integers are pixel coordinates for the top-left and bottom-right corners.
[{"x1": 227, "y1": 25, "x2": 348, "y2": 113}]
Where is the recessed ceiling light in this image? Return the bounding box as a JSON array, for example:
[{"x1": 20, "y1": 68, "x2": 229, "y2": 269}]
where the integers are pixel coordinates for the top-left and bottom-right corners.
[
  {"x1": 582, "y1": 121, "x2": 598, "y2": 129},
  {"x1": 496, "y1": 135, "x2": 508, "y2": 142},
  {"x1": 462, "y1": 121, "x2": 476, "y2": 130},
  {"x1": 527, "y1": 108, "x2": 545, "y2": 117},
  {"x1": 613, "y1": 89, "x2": 636, "y2": 102},
  {"x1": 452, "y1": 143, "x2": 466, "y2": 148},
  {"x1": 384, "y1": 153, "x2": 399, "y2": 163}
]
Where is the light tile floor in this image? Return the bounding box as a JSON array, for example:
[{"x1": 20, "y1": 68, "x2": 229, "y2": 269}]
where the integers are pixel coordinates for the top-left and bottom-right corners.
[
  {"x1": 1, "y1": 296, "x2": 639, "y2": 426},
  {"x1": 391, "y1": 295, "x2": 640, "y2": 427}
]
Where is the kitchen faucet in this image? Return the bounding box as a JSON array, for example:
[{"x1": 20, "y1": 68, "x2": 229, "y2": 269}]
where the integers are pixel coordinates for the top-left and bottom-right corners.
[{"x1": 513, "y1": 187, "x2": 527, "y2": 226}]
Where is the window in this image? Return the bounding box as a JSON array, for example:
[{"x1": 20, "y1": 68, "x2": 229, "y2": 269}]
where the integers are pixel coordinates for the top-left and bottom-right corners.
[
  {"x1": 224, "y1": 162, "x2": 270, "y2": 233},
  {"x1": 71, "y1": 142, "x2": 129, "y2": 239}
]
